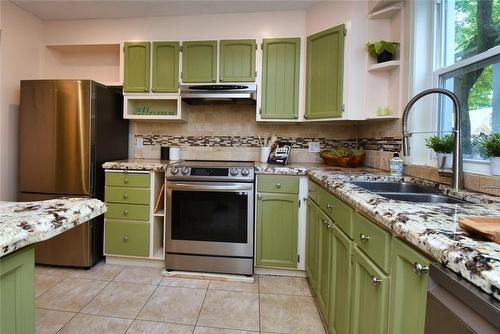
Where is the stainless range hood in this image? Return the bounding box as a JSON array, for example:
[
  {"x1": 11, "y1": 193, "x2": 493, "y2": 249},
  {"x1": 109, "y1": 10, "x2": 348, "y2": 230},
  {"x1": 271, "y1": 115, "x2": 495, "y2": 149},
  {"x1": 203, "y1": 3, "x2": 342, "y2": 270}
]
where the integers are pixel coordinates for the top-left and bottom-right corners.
[{"x1": 180, "y1": 83, "x2": 256, "y2": 105}]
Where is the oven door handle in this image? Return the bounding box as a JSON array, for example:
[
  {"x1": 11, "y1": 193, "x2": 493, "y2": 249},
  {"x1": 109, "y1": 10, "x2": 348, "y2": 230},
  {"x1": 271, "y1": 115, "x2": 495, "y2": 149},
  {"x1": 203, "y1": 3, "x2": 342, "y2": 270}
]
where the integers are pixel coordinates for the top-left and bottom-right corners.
[{"x1": 167, "y1": 182, "x2": 254, "y2": 191}]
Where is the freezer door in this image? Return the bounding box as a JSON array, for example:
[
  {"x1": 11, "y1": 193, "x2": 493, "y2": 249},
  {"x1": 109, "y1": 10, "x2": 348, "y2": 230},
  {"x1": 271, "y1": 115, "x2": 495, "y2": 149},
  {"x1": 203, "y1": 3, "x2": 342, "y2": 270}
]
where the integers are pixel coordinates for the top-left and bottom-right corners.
[{"x1": 19, "y1": 80, "x2": 93, "y2": 196}]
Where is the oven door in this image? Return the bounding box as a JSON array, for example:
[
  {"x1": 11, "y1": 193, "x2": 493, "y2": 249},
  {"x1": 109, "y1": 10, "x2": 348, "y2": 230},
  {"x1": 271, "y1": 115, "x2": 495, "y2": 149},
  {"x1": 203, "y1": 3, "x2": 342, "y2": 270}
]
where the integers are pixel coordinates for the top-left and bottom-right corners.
[{"x1": 166, "y1": 181, "x2": 254, "y2": 258}]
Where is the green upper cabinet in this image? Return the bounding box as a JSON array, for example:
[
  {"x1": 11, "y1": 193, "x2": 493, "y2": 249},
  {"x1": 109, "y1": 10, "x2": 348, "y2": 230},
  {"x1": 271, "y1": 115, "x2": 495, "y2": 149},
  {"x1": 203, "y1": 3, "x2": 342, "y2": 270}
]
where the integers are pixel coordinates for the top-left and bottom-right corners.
[
  {"x1": 261, "y1": 38, "x2": 300, "y2": 119},
  {"x1": 305, "y1": 24, "x2": 345, "y2": 119},
  {"x1": 182, "y1": 41, "x2": 217, "y2": 83},
  {"x1": 256, "y1": 192, "x2": 298, "y2": 268},
  {"x1": 305, "y1": 198, "x2": 320, "y2": 292},
  {"x1": 219, "y1": 39, "x2": 256, "y2": 82},
  {"x1": 123, "y1": 42, "x2": 150, "y2": 93},
  {"x1": 388, "y1": 238, "x2": 431, "y2": 334},
  {"x1": 328, "y1": 224, "x2": 353, "y2": 334},
  {"x1": 1, "y1": 247, "x2": 35, "y2": 334},
  {"x1": 350, "y1": 246, "x2": 390, "y2": 334},
  {"x1": 152, "y1": 42, "x2": 179, "y2": 93}
]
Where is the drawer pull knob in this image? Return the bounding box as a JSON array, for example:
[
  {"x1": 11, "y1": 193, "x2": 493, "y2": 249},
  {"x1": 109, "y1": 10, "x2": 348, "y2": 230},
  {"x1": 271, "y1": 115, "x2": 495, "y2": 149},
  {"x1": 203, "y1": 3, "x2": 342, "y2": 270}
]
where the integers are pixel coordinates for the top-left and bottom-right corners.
[
  {"x1": 123, "y1": 210, "x2": 128, "y2": 216},
  {"x1": 360, "y1": 234, "x2": 370, "y2": 241},
  {"x1": 371, "y1": 275, "x2": 382, "y2": 286},
  {"x1": 413, "y1": 262, "x2": 429, "y2": 276},
  {"x1": 276, "y1": 183, "x2": 281, "y2": 189},
  {"x1": 124, "y1": 178, "x2": 129, "y2": 184},
  {"x1": 123, "y1": 236, "x2": 128, "y2": 242},
  {"x1": 123, "y1": 193, "x2": 128, "y2": 199},
  {"x1": 327, "y1": 203, "x2": 334, "y2": 209},
  {"x1": 308, "y1": 189, "x2": 315, "y2": 193}
]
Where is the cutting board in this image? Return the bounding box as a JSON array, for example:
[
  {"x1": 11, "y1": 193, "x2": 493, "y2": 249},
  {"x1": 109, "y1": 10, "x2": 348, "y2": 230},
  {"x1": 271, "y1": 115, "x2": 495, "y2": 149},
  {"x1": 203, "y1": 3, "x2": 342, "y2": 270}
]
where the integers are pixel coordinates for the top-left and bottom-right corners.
[{"x1": 459, "y1": 216, "x2": 500, "y2": 243}]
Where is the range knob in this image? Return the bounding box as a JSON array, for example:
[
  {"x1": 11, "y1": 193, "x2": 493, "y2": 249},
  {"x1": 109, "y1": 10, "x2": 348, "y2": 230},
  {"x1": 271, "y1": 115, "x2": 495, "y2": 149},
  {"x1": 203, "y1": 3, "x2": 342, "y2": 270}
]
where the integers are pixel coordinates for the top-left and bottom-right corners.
[
  {"x1": 170, "y1": 166, "x2": 179, "y2": 175},
  {"x1": 229, "y1": 168, "x2": 239, "y2": 176},
  {"x1": 181, "y1": 167, "x2": 190, "y2": 175},
  {"x1": 241, "y1": 168, "x2": 250, "y2": 176}
]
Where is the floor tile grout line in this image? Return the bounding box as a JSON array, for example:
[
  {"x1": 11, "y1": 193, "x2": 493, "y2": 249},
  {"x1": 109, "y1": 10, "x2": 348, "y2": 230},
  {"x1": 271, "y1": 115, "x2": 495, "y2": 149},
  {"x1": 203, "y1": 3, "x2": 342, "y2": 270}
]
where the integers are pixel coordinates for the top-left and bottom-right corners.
[
  {"x1": 55, "y1": 279, "x2": 112, "y2": 334},
  {"x1": 193, "y1": 283, "x2": 209, "y2": 331}
]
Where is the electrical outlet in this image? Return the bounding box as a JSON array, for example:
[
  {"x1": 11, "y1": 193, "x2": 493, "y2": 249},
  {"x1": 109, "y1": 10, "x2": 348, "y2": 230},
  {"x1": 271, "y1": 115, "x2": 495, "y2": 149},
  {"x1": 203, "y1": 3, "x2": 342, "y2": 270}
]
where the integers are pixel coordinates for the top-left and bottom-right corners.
[
  {"x1": 136, "y1": 136, "x2": 144, "y2": 148},
  {"x1": 308, "y1": 141, "x2": 320, "y2": 153}
]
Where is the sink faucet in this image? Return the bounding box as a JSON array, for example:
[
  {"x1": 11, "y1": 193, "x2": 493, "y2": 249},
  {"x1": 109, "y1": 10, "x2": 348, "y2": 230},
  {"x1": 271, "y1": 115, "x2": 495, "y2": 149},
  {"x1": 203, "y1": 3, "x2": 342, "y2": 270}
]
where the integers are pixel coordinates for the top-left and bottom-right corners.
[{"x1": 402, "y1": 88, "x2": 463, "y2": 190}]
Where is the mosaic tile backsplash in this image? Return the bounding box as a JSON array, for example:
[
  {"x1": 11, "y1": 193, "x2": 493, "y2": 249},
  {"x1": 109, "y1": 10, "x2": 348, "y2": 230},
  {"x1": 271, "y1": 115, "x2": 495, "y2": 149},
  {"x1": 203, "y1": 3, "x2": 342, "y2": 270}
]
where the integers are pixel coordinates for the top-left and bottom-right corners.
[{"x1": 137, "y1": 134, "x2": 402, "y2": 152}]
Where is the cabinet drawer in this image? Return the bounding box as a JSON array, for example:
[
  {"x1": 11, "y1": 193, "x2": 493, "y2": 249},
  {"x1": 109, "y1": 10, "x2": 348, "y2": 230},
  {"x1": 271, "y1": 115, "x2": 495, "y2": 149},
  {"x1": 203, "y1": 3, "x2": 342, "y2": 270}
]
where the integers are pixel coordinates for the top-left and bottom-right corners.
[
  {"x1": 105, "y1": 172, "x2": 150, "y2": 188},
  {"x1": 257, "y1": 175, "x2": 299, "y2": 194},
  {"x1": 105, "y1": 203, "x2": 150, "y2": 221},
  {"x1": 353, "y1": 212, "x2": 392, "y2": 272},
  {"x1": 105, "y1": 186, "x2": 150, "y2": 205},
  {"x1": 104, "y1": 220, "x2": 150, "y2": 257},
  {"x1": 319, "y1": 188, "x2": 353, "y2": 238},
  {"x1": 307, "y1": 180, "x2": 320, "y2": 204}
]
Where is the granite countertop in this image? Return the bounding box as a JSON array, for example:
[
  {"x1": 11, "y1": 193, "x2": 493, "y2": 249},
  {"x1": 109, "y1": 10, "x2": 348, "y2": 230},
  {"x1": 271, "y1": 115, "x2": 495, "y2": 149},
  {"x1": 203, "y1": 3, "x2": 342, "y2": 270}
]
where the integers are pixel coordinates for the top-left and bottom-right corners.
[
  {"x1": 102, "y1": 159, "x2": 172, "y2": 171},
  {"x1": 0, "y1": 198, "x2": 106, "y2": 258}
]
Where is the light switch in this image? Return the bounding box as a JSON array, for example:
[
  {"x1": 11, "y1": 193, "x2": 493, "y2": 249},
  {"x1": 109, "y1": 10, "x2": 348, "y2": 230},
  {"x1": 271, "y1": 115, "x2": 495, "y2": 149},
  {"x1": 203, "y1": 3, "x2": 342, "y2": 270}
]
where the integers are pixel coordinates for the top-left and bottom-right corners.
[
  {"x1": 308, "y1": 141, "x2": 320, "y2": 153},
  {"x1": 136, "y1": 136, "x2": 144, "y2": 148}
]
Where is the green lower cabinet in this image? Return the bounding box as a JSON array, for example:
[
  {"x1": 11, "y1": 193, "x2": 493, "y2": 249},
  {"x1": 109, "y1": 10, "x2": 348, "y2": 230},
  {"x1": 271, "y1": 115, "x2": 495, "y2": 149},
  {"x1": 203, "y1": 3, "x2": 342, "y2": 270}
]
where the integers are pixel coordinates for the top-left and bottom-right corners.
[
  {"x1": 388, "y1": 238, "x2": 431, "y2": 334},
  {"x1": 350, "y1": 246, "x2": 390, "y2": 334},
  {"x1": 305, "y1": 199, "x2": 320, "y2": 292},
  {"x1": 104, "y1": 186, "x2": 150, "y2": 205},
  {"x1": 105, "y1": 203, "x2": 150, "y2": 221},
  {"x1": 0, "y1": 247, "x2": 35, "y2": 334},
  {"x1": 328, "y1": 224, "x2": 353, "y2": 334},
  {"x1": 261, "y1": 38, "x2": 301, "y2": 119},
  {"x1": 256, "y1": 192, "x2": 298, "y2": 268},
  {"x1": 317, "y1": 210, "x2": 332, "y2": 317},
  {"x1": 104, "y1": 220, "x2": 150, "y2": 257}
]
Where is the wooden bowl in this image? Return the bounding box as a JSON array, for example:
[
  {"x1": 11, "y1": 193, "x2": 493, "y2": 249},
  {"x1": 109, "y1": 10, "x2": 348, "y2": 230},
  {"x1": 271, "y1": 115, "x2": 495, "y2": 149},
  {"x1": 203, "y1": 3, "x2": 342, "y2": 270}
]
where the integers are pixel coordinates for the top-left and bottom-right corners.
[{"x1": 319, "y1": 153, "x2": 365, "y2": 168}]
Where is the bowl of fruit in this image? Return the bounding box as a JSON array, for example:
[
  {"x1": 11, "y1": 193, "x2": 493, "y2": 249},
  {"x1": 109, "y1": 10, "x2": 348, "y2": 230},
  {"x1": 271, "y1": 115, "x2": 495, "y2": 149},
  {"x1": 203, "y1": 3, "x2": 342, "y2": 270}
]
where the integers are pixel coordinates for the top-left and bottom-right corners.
[{"x1": 319, "y1": 147, "x2": 365, "y2": 167}]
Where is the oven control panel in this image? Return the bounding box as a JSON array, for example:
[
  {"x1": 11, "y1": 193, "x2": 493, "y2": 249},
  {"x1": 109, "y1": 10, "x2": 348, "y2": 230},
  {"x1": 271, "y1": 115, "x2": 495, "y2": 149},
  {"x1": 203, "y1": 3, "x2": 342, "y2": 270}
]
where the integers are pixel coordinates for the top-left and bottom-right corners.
[{"x1": 166, "y1": 162, "x2": 255, "y2": 182}]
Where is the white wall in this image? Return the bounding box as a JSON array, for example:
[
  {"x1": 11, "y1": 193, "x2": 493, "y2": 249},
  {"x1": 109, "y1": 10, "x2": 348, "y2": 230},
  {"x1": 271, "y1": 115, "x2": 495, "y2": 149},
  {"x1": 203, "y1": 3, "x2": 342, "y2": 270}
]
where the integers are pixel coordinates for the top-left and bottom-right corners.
[{"x1": 0, "y1": 1, "x2": 43, "y2": 200}]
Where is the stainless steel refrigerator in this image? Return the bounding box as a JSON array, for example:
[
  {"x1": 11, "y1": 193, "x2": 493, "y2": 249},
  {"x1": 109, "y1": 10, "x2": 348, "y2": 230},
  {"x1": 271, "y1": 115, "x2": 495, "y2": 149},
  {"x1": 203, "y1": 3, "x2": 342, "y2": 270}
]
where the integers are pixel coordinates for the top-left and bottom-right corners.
[{"x1": 18, "y1": 80, "x2": 129, "y2": 267}]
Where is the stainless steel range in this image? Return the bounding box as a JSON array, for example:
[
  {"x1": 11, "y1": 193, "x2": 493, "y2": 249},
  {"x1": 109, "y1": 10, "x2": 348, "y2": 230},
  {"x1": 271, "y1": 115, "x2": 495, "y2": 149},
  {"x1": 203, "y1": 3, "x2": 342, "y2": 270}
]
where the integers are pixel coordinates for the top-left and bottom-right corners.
[{"x1": 165, "y1": 161, "x2": 255, "y2": 276}]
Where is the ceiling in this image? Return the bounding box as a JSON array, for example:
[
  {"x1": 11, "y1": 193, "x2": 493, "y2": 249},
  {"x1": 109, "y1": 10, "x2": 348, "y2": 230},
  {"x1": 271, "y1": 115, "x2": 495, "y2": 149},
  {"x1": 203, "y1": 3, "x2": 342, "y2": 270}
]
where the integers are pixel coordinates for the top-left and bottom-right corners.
[{"x1": 12, "y1": 0, "x2": 322, "y2": 21}]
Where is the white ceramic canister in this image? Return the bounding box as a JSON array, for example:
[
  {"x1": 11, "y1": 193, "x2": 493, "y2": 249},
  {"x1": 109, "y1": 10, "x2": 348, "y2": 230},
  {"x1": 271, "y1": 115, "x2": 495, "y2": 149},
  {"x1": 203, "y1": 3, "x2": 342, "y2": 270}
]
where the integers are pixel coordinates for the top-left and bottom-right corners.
[
  {"x1": 170, "y1": 147, "x2": 181, "y2": 161},
  {"x1": 260, "y1": 147, "x2": 271, "y2": 163}
]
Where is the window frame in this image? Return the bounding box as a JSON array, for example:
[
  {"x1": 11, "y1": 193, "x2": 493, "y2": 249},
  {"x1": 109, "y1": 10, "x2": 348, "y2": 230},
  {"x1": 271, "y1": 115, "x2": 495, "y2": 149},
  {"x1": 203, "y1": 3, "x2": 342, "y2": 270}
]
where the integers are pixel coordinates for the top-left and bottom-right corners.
[{"x1": 431, "y1": 0, "x2": 500, "y2": 175}]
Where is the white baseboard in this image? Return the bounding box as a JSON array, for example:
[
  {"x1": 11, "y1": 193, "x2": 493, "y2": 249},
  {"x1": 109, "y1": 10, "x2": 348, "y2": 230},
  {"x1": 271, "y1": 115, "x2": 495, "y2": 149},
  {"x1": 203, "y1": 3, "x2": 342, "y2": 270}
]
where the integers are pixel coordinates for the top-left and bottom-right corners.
[
  {"x1": 163, "y1": 270, "x2": 255, "y2": 283},
  {"x1": 254, "y1": 267, "x2": 307, "y2": 277},
  {"x1": 106, "y1": 256, "x2": 165, "y2": 268}
]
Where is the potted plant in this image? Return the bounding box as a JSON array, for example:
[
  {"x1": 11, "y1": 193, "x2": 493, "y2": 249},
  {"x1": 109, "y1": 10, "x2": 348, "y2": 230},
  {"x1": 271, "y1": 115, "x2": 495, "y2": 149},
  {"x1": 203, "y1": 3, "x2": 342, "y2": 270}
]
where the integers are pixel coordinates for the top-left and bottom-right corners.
[
  {"x1": 480, "y1": 133, "x2": 500, "y2": 176},
  {"x1": 425, "y1": 134, "x2": 455, "y2": 169},
  {"x1": 366, "y1": 41, "x2": 399, "y2": 63}
]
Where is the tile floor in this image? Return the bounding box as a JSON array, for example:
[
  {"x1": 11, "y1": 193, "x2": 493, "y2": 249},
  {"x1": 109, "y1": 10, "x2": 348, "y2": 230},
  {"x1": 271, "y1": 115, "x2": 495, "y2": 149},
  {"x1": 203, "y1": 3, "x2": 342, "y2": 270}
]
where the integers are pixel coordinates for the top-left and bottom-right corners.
[{"x1": 35, "y1": 261, "x2": 326, "y2": 334}]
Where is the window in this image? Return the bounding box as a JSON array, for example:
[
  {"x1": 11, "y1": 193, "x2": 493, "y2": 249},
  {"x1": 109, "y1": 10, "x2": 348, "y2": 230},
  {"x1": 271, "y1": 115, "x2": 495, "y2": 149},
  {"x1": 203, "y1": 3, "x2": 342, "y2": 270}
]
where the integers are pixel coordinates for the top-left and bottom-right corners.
[{"x1": 434, "y1": 0, "x2": 500, "y2": 171}]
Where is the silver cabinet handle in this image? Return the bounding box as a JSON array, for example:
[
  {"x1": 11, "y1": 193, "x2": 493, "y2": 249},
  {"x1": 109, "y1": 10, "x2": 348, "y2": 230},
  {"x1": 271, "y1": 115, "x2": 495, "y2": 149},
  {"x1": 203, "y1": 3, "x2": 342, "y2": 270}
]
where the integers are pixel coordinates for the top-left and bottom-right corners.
[
  {"x1": 413, "y1": 262, "x2": 429, "y2": 276},
  {"x1": 371, "y1": 276, "x2": 382, "y2": 286},
  {"x1": 123, "y1": 236, "x2": 128, "y2": 242},
  {"x1": 360, "y1": 234, "x2": 370, "y2": 241},
  {"x1": 327, "y1": 203, "x2": 334, "y2": 209},
  {"x1": 276, "y1": 183, "x2": 281, "y2": 189},
  {"x1": 123, "y1": 178, "x2": 129, "y2": 184},
  {"x1": 123, "y1": 193, "x2": 128, "y2": 199},
  {"x1": 123, "y1": 210, "x2": 128, "y2": 216}
]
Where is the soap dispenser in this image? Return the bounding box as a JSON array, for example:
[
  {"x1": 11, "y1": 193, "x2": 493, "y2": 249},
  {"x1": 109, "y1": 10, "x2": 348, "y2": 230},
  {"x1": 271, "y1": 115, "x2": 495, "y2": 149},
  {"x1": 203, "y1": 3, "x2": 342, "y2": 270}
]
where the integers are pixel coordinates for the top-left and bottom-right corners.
[{"x1": 389, "y1": 152, "x2": 404, "y2": 175}]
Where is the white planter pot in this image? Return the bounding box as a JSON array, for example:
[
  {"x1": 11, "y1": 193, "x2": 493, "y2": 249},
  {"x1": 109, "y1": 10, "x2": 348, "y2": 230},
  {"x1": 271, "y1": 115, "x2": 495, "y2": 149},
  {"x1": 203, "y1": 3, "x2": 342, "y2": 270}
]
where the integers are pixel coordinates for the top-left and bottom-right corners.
[
  {"x1": 436, "y1": 153, "x2": 453, "y2": 169},
  {"x1": 491, "y1": 157, "x2": 500, "y2": 176},
  {"x1": 260, "y1": 147, "x2": 271, "y2": 163}
]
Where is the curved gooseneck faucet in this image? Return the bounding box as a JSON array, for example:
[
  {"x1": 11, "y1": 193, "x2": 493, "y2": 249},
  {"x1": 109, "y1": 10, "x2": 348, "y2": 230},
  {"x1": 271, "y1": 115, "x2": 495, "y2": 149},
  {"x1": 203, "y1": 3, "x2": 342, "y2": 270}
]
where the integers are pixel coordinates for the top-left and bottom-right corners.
[{"x1": 401, "y1": 88, "x2": 463, "y2": 190}]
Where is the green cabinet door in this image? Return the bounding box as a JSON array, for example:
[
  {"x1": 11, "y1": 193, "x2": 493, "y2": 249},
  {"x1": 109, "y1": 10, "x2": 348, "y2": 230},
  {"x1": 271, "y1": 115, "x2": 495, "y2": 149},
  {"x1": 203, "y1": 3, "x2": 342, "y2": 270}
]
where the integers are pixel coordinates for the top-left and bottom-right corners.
[
  {"x1": 317, "y1": 210, "x2": 332, "y2": 318},
  {"x1": 220, "y1": 39, "x2": 256, "y2": 82},
  {"x1": 123, "y1": 42, "x2": 150, "y2": 92},
  {"x1": 152, "y1": 41, "x2": 179, "y2": 93},
  {"x1": 182, "y1": 41, "x2": 217, "y2": 83},
  {"x1": 350, "y1": 246, "x2": 390, "y2": 334},
  {"x1": 305, "y1": 199, "x2": 320, "y2": 293},
  {"x1": 388, "y1": 238, "x2": 431, "y2": 334},
  {"x1": 256, "y1": 192, "x2": 298, "y2": 268},
  {"x1": 328, "y1": 224, "x2": 353, "y2": 334},
  {"x1": 0, "y1": 247, "x2": 35, "y2": 334},
  {"x1": 305, "y1": 24, "x2": 345, "y2": 119},
  {"x1": 261, "y1": 38, "x2": 300, "y2": 119},
  {"x1": 104, "y1": 220, "x2": 150, "y2": 257}
]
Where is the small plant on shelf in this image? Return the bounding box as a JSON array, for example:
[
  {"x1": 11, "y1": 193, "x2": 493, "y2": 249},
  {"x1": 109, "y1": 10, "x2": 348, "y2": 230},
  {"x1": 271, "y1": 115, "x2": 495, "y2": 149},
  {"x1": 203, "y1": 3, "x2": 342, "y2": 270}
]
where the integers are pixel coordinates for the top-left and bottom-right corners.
[
  {"x1": 425, "y1": 134, "x2": 455, "y2": 169},
  {"x1": 366, "y1": 40, "x2": 399, "y2": 63},
  {"x1": 479, "y1": 133, "x2": 500, "y2": 176}
]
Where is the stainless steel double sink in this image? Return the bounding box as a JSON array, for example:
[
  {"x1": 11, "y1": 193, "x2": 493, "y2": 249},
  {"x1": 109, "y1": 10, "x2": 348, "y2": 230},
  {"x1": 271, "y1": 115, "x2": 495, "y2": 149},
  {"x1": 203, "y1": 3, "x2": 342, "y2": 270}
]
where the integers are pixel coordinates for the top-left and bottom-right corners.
[{"x1": 350, "y1": 181, "x2": 466, "y2": 204}]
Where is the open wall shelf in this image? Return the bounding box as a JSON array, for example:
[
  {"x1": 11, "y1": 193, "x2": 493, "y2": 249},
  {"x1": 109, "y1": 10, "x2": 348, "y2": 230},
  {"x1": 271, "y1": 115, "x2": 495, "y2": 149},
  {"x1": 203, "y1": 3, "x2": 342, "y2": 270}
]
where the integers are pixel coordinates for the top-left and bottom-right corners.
[{"x1": 124, "y1": 95, "x2": 186, "y2": 121}]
